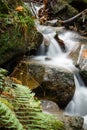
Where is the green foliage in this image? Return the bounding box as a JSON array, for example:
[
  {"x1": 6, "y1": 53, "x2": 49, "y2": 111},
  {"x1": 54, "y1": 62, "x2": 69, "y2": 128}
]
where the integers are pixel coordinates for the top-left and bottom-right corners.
[
  {"x1": 0, "y1": 1, "x2": 35, "y2": 63},
  {"x1": 0, "y1": 68, "x2": 8, "y2": 94},
  {"x1": 0, "y1": 68, "x2": 8, "y2": 76},
  {"x1": 0, "y1": 97, "x2": 13, "y2": 110},
  {"x1": 0, "y1": 99, "x2": 24, "y2": 130},
  {"x1": 0, "y1": 0, "x2": 23, "y2": 13},
  {"x1": 7, "y1": 84, "x2": 65, "y2": 129},
  {"x1": 0, "y1": 72, "x2": 65, "y2": 130}
]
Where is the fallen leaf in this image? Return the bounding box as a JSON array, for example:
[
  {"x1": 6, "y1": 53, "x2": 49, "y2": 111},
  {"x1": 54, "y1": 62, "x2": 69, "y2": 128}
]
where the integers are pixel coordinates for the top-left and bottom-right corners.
[
  {"x1": 15, "y1": 6, "x2": 24, "y2": 12},
  {"x1": 82, "y1": 50, "x2": 87, "y2": 58}
]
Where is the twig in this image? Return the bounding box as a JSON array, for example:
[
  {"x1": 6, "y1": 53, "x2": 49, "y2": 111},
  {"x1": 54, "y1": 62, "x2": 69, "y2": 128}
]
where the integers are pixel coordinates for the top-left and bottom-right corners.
[{"x1": 60, "y1": 8, "x2": 87, "y2": 26}]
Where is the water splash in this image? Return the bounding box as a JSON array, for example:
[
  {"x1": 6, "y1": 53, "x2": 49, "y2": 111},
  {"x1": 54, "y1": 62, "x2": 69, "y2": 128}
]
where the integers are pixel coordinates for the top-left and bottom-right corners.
[
  {"x1": 34, "y1": 25, "x2": 79, "y2": 72},
  {"x1": 84, "y1": 116, "x2": 87, "y2": 129},
  {"x1": 65, "y1": 74, "x2": 87, "y2": 114},
  {"x1": 58, "y1": 31, "x2": 80, "y2": 54},
  {"x1": 30, "y1": 3, "x2": 87, "y2": 129},
  {"x1": 65, "y1": 73, "x2": 87, "y2": 129}
]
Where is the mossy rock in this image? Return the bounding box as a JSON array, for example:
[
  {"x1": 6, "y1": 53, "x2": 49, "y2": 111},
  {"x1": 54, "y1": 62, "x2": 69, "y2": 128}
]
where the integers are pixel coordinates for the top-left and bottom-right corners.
[
  {"x1": 46, "y1": 0, "x2": 78, "y2": 19},
  {"x1": 65, "y1": 0, "x2": 87, "y2": 11},
  {"x1": 0, "y1": 0, "x2": 23, "y2": 13},
  {"x1": 0, "y1": 1, "x2": 43, "y2": 65}
]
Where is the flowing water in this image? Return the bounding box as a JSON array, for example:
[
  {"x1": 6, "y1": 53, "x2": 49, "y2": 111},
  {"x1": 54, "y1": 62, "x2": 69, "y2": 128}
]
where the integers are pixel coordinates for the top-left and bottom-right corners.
[
  {"x1": 65, "y1": 74, "x2": 87, "y2": 129},
  {"x1": 33, "y1": 23, "x2": 79, "y2": 72},
  {"x1": 35, "y1": 24, "x2": 87, "y2": 129},
  {"x1": 30, "y1": 3, "x2": 87, "y2": 129}
]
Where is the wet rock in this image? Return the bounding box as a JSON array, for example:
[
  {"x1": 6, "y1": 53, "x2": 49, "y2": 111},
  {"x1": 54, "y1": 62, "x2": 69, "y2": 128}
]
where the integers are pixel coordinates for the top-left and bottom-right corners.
[
  {"x1": 66, "y1": 0, "x2": 87, "y2": 11},
  {"x1": 77, "y1": 45, "x2": 87, "y2": 70},
  {"x1": 0, "y1": 30, "x2": 43, "y2": 66},
  {"x1": 45, "y1": 57, "x2": 51, "y2": 61},
  {"x1": 0, "y1": 1, "x2": 43, "y2": 66},
  {"x1": 45, "y1": 19, "x2": 58, "y2": 26},
  {"x1": 44, "y1": 0, "x2": 78, "y2": 20},
  {"x1": 80, "y1": 70, "x2": 87, "y2": 86},
  {"x1": 77, "y1": 45, "x2": 87, "y2": 86},
  {"x1": 10, "y1": 60, "x2": 40, "y2": 89},
  {"x1": 80, "y1": 70, "x2": 87, "y2": 87},
  {"x1": 28, "y1": 61, "x2": 75, "y2": 108},
  {"x1": 69, "y1": 46, "x2": 80, "y2": 65},
  {"x1": 11, "y1": 59, "x2": 75, "y2": 108},
  {"x1": 41, "y1": 100, "x2": 60, "y2": 114},
  {"x1": 63, "y1": 115, "x2": 84, "y2": 130},
  {"x1": 41, "y1": 100, "x2": 84, "y2": 130}
]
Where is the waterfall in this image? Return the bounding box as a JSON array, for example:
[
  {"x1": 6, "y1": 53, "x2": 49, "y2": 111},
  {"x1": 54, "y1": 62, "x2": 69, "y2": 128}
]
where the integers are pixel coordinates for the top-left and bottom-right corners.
[
  {"x1": 65, "y1": 73, "x2": 87, "y2": 116},
  {"x1": 34, "y1": 23, "x2": 87, "y2": 128},
  {"x1": 29, "y1": 3, "x2": 87, "y2": 129},
  {"x1": 58, "y1": 31, "x2": 79, "y2": 55},
  {"x1": 34, "y1": 25, "x2": 79, "y2": 72},
  {"x1": 65, "y1": 73, "x2": 87, "y2": 129}
]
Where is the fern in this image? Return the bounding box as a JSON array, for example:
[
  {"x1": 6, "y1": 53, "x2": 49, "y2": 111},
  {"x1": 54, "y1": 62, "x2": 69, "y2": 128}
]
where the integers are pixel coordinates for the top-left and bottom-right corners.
[
  {"x1": 0, "y1": 99, "x2": 24, "y2": 130},
  {"x1": 0, "y1": 68, "x2": 65, "y2": 130},
  {"x1": 0, "y1": 68, "x2": 8, "y2": 94},
  {"x1": 5, "y1": 84, "x2": 65, "y2": 130}
]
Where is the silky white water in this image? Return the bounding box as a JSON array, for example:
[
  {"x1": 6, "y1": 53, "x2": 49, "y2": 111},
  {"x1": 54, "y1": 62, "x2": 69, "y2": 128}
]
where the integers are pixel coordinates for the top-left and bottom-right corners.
[
  {"x1": 33, "y1": 23, "x2": 87, "y2": 129},
  {"x1": 65, "y1": 74, "x2": 87, "y2": 129},
  {"x1": 33, "y1": 24, "x2": 79, "y2": 72},
  {"x1": 30, "y1": 3, "x2": 87, "y2": 129}
]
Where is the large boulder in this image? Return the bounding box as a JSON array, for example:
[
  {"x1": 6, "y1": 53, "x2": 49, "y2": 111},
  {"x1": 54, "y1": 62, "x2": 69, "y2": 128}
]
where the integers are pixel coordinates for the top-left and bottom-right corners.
[
  {"x1": 66, "y1": 0, "x2": 87, "y2": 11},
  {"x1": 44, "y1": 0, "x2": 78, "y2": 19},
  {"x1": 0, "y1": 30, "x2": 42, "y2": 65},
  {"x1": 11, "y1": 59, "x2": 75, "y2": 108},
  {"x1": 28, "y1": 60, "x2": 75, "y2": 108},
  {"x1": 0, "y1": 0, "x2": 43, "y2": 66}
]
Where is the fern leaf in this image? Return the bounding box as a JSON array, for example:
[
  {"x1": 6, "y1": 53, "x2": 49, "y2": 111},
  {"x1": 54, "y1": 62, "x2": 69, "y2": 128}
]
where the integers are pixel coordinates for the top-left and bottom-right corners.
[
  {"x1": 1, "y1": 82, "x2": 65, "y2": 130},
  {"x1": 0, "y1": 100, "x2": 24, "y2": 130}
]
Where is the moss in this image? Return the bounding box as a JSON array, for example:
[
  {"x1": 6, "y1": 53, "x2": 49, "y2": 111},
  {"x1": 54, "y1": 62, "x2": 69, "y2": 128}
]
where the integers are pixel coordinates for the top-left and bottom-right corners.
[
  {"x1": 65, "y1": 0, "x2": 87, "y2": 11},
  {"x1": 0, "y1": 0, "x2": 35, "y2": 65},
  {"x1": 0, "y1": 0, "x2": 23, "y2": 13},
  {"x1": 49, "y1": 0, "x2": 78, "y2": 19}
]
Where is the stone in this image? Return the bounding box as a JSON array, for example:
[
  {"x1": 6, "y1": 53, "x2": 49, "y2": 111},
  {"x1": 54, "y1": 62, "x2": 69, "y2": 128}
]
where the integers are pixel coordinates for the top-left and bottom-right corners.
[
  {"x1": 77, "y1": 45, "x2": 87, "y2": 86},
  {"x1": 41, "y1": 100, "x2": 84, "y2": 130},
  {"x1": 44, "y1": 0, "x2": 78, "y2": 19},
  {"x1": 28, "y1": 60, "x2": 75, "y2": 108},
  {"x1": 11, "y1": 59, "x2": 75, "y2": 108},
  {"x1": 66, "y1": 0, "x2": 87, "y2": 11},
  {"x1": 77, "y1": 45, "x2": 87, "y2": 70},
  {"x1": 0, "y1": 30, "x2": 43, "y2": 66}
]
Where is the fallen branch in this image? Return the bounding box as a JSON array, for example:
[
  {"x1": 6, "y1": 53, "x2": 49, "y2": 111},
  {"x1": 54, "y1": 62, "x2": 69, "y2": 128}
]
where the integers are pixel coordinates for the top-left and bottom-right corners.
[{"x1": 60, "y1": 8, "x2": 87, "y2": 26}]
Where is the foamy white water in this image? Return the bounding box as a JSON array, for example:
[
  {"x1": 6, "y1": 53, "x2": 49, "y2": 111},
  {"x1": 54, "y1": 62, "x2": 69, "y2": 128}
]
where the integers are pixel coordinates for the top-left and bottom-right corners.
[
  {"x1": 84, "y1": 116, "x2": 87, "y2": 129},
  {"x1": 58, "y1": 31, "x2": 80, "y2": 54},
  {"x1": 30, "y1": 3, "x2": 87, "y2": 129},
  {"x1": 33, "y1": 55, "x2": 76, "y2": 72},
  {"x1": 65, "y1": 74, "x2": 87, "y2": 129},
  {"x1": 34, "y1": 24, "x2": 80, "y2": 72}
]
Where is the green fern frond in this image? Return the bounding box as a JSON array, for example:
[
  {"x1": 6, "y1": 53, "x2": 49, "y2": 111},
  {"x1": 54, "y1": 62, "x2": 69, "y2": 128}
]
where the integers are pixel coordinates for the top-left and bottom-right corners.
[
  {"x1": 0, "y1": 99, "x2": 24, "y2": 130},
  {"x1": 10, "y1": 84, "x2": 65, "y2": 130},
  {"x1": 0, "y1": 75, "x2": 65, "y2": 130},
  {"x1": 0, "y1": 97, "x2": 13, "y2": 110}
]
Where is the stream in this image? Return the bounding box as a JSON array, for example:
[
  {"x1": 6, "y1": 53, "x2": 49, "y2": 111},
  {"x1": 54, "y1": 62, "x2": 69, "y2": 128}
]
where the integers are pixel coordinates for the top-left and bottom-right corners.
[{"x1": 27, "y1": 2, "x2": 87, "y2": 129}]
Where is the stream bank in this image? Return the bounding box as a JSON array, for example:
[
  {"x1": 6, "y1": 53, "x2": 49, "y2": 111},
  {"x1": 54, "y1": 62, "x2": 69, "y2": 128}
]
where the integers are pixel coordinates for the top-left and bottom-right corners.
[{"x1": 0, "y1": 0, "x2": 87, "y2": 130}]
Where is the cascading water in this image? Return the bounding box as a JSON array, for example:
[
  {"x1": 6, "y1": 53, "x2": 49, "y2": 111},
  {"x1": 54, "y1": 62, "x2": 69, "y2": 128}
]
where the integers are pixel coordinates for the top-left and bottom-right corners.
[
  {"x1": 58, "y1": 31, "x2": 80, "y2": 55},
  {"x1": 30, "y1": 3, "x2": 87, "y2": 129},
  {"x1": 34, "y1": 25, "x2": 87, "y2": 128},
  {"x1": 33, "y1": 25, "x2": 79, "y2": 72},
  {"x1": 65, "y1": 73, "x2": 87, "y2": 129}
]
